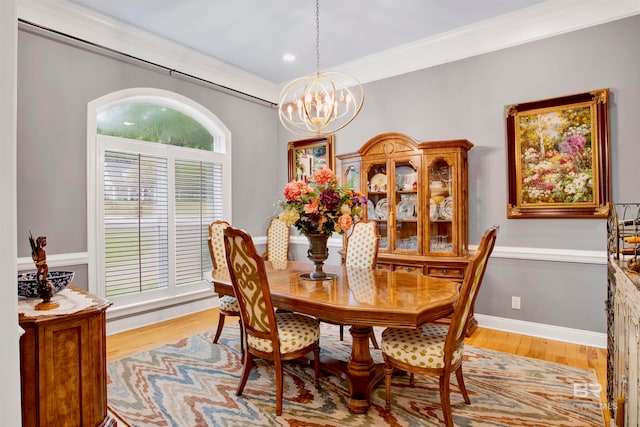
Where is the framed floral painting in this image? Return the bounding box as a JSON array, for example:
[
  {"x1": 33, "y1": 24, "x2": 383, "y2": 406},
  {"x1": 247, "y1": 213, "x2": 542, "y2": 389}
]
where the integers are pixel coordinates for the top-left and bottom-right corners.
[
  {"x1": 287, "y1": 135, "x2": 335, "y2": 182},
  {"x1": 505, "y1": 89, "x2": 611, "y2": 219}
]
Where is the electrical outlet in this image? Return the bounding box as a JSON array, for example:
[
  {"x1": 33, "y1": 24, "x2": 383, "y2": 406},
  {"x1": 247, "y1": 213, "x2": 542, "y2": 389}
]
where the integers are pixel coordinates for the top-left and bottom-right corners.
[{"x1": 512, "y1": 296, "x2": 521, "y2": 310}]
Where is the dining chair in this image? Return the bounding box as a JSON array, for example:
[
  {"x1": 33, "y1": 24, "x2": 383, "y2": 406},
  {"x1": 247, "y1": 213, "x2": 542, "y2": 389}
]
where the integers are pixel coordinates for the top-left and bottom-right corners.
[
  {"x1": 208, "y1": 220, "x2": 243, "y2": 355},
  {"x1": 340, "y1": 220, "x2": 381, "y2": 348},
  {"x1": 262, "y1": 217, "x2": 290, "y2": 262},
  {"x1": 380, "y1": 225, "x2": 498, "y2": 427},
  {"x1": 223, "y1": 226, "x2": 321, "y2": 416}
]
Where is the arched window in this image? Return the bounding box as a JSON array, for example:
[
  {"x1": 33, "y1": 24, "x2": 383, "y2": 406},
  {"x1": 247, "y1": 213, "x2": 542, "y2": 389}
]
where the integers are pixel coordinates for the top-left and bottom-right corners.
[{"x1": 87, "y1": 88, "x2": 231, "y2": 314}]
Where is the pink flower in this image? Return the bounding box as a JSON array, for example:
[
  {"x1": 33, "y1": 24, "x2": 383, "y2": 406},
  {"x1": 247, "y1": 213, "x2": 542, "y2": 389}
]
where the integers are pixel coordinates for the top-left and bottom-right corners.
[
  {"x1": 303, "y1": 200, "x2": 319, "y2": 214},
  {"x1": 313, "y1": 168, "x2": 335, "y2": 185},
  {"x1": 283, "y1": 180, "x2": 311, "y2": 201},
  {"x1": 559, "y1": 135, "x2": 586, "y2": 156}
]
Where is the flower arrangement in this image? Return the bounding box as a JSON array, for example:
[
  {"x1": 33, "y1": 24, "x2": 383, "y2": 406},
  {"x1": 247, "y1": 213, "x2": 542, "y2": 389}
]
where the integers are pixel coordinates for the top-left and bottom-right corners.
[
  {"x1": 278, "y1": 168, "x2": 366, "y2": 235},
  {"x1": 521, "y1": 133, "x2": 593, "y2": 204}
]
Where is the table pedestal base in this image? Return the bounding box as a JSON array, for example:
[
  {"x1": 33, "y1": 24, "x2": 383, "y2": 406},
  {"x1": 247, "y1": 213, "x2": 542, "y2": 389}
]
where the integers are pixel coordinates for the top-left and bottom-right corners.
[{"x1": 319, "y1": 325, "x2": 384, "y2": 413}]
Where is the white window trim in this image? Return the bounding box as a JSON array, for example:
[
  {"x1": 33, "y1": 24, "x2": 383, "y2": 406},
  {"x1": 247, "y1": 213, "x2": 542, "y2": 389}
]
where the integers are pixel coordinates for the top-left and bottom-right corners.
[{"x1": 87, "y1": 88, "x2": 232, "y2": 318}]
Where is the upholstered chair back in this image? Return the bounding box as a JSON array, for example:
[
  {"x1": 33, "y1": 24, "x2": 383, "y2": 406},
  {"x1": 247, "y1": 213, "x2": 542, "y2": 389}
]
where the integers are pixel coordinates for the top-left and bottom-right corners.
[
  {"x1": 446, "y1": 225, "x2": 498, "y2": 352},
  {"x1": 223, "y1": 227, "x2": 276, "y2": 340},
  {"x1": 345, "y1": 220, "x2": 380, "y2": 268},
  {"x1": 208, "y1": 220, "x2": 230, "y2": 270},
  {"x1": 266, "y1": 217, "x2": 290, "y2": 262},
  {"x1": 224, "y1": 227, "x2": 321, "y2": 417}
]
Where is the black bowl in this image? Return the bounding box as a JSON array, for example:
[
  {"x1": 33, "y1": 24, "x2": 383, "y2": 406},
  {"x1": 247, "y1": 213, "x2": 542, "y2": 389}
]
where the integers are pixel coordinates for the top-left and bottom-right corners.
[{"x1": 17, "y1": 271, "x2": 75, "y2": 298}]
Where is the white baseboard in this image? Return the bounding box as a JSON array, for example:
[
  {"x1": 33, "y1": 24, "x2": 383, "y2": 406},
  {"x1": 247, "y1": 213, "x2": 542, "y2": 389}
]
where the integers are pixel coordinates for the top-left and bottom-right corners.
[
  {"x1": 475, "y1": 314, "x2": 606, "y2": 348},
  {"x1": 106, "y1": 295, "x2": 219, "y2": 336},
  {"x1": 106, "y1": 300, "x2": 606, "y2": 349}
]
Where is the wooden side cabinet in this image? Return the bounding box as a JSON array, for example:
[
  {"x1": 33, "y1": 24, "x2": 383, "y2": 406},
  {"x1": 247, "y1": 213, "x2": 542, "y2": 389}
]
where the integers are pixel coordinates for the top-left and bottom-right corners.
[{"x1": 19, "y1": 288, "x2": 116, "y2": 427}]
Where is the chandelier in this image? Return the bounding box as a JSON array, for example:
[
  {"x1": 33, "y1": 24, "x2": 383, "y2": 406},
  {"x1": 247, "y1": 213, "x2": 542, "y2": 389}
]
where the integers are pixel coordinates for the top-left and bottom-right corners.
[{"x1": 278, "y1": 0, "x2": 364, "y2": 135}]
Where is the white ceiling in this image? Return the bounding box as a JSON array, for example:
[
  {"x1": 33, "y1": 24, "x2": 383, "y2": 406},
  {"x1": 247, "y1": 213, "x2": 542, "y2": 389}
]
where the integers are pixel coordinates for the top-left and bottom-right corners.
[
  {"x1": 66, "y1": 0, "x2": 546, "y2": 83},
  {"x1": 19, "y1": 0, "x2": 640, "y2": 102}
]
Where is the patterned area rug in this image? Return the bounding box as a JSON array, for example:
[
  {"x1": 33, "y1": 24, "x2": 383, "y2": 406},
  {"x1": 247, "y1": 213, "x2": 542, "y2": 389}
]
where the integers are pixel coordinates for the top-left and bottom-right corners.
[{"x1": 107, "y1": 324, "x2": 604, "y2": 426}]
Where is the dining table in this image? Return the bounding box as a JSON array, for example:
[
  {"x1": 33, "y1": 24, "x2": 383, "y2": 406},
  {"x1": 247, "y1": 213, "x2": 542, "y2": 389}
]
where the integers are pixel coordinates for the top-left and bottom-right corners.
[{"x1": 208, "y1": 260, "x2": 459, "y2": 414}]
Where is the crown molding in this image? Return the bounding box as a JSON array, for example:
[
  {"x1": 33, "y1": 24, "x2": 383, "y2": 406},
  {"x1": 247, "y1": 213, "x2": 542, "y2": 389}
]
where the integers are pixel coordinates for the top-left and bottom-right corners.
[
  {"x1": 17, "y1": 0, "x2": 280, "y2": 103},
  {"x1": 339, "y1": 0, "x2": 640, "y2": 84},
  {"x1": 17, "y1": 0, "x2": 640, "y2": 105}
]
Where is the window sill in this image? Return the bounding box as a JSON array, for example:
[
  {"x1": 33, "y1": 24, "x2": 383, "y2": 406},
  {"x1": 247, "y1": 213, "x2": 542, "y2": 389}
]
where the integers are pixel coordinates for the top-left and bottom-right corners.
[{"x1": 106, "y1": 286, "x2": 214, "y2": 321}]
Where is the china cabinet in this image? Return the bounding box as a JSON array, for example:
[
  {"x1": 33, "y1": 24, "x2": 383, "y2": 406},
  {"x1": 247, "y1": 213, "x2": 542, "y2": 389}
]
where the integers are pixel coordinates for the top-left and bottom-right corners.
[{"x1": 338, "y1": 132, "x2": 476, "y2": 333}]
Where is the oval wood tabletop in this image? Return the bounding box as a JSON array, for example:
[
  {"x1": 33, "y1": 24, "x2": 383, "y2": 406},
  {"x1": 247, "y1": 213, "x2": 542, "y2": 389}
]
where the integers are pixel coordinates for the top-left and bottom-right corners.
[{"x1": 210, "y1": 261, "x2": 458, "y2": 328}]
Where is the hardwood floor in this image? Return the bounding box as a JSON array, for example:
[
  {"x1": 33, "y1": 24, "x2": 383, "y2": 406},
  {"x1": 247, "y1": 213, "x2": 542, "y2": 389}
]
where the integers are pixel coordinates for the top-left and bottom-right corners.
[
  {"x1": 106, "y1": 308, "x2": 609, "y2": 426},
  {"x1": 107, "y1": 309, "x2": 222, "y2": 361},
  {"x1": 465, "y1": 327, "x2": 609, "y2": 426}
]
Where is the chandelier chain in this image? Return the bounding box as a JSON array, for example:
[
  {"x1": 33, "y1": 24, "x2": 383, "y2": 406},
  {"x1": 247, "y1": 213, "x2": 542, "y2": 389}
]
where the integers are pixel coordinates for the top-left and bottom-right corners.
[{"x1": 315, "y1": 0, "x2": 320, "y2": 74}]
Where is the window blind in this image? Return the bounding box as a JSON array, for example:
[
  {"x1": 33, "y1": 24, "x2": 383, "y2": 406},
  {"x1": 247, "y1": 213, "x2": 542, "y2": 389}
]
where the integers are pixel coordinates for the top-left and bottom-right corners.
[
  {"x1": 103, "y1": 150, "x2": 222, "y2": 297},
  {"x1": 175, "y1": 159, "x2": 221, "y2": 285},
  {"x1": 104, "y1": 150, "x2": 169, "y2": 297}
]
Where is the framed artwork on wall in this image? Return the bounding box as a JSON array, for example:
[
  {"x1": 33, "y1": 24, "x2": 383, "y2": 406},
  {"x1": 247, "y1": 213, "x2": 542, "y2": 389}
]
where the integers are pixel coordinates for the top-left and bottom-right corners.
[
  {"x1": 287, "y1": 135, "x2": 335, "y2": 182},
  {"x1": 505, "y1": 89, "x2": 611, "y2": 219}
]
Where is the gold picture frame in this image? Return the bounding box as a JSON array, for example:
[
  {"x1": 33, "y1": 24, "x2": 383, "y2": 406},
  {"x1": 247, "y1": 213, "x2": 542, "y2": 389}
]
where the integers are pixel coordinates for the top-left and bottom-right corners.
[
  {"x1": 287, "y1": 135, "x2": 335, "y2": 182},
  {"x1": 505, "y1": 89, "x2": 611, "y2": 219}
]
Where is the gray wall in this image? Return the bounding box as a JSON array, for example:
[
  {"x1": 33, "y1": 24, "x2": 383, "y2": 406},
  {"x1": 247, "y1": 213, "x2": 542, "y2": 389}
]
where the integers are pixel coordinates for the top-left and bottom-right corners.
[
  {"x1": 279, "y1": 15, "x2": 640, "y2": 333},
  {"x1": 17, "y1": 15, "x2": 640, "y2": 334},
  {"x1": 17, "y1": 25, "x2": 280, "y2": 264}
]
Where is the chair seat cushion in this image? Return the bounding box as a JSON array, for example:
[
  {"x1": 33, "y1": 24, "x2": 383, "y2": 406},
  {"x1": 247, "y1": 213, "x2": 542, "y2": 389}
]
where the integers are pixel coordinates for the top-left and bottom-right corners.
[
  {"x1": 219, "y1": 295, "x2": 240, "y2": 312},
  {"x1": 381, "y1": 323, "x2": 463, "y2": 369},
  {"x1": 248, "y1": 312, "x2": 320, "y2": 354}
]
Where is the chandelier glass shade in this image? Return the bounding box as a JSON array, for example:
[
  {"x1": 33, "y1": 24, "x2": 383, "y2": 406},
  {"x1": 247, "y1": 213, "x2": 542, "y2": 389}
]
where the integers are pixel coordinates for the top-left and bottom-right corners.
[{"x1": 278, "y1": 0, "x2": 364, "y2": 135}]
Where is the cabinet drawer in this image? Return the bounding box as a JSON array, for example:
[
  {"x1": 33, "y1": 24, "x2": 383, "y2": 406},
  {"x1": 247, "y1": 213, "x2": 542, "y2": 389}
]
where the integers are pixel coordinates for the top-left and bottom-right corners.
[
  {"x1": 375, "y1": 263, "x2": 392, "y2": 271},
  {"x1": 426, "y1": 265, "x2": 464, "y2": 279},
  {"x1": 393, "y1": 265, "x2": 423, "y2": 274}
]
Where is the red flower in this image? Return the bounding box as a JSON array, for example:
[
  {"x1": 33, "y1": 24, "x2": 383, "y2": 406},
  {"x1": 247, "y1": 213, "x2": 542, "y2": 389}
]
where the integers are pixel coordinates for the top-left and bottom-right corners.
[{"x1": 319, "y1": 188, "x2": 340, "y2": 210}]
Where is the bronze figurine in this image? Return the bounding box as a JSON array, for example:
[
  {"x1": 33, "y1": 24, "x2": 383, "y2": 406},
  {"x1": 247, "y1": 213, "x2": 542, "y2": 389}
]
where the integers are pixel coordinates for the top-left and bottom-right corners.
[{"x1": 28, "y1": 231, "x2": 59, "y2": 310}]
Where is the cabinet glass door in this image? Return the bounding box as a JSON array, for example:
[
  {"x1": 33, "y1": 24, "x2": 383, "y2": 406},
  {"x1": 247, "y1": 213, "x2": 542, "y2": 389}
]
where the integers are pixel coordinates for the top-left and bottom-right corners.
[
  {"x1": 427, "y1": 157, "x2": 454, "y2": 254},
  {"x1": 393, "y1": 159, "x2": 419, "y2": 254},
  {"x1": 365, "y1": 162, "x2": 388, "y2": 251}
]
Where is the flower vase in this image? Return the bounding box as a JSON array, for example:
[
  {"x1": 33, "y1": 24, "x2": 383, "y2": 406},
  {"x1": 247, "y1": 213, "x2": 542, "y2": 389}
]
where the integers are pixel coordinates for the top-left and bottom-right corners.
[{"x1": 301, "y1": 232, "x2": 338, "y2": 281}]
